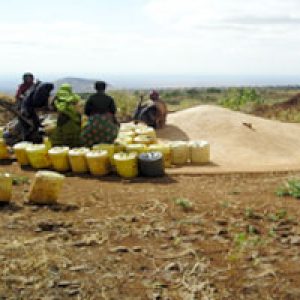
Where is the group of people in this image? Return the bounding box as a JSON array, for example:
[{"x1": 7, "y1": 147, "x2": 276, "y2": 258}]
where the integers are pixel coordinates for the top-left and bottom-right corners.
[{"x1": 7, "y1": 72, "x2": 167, "y2": 147}]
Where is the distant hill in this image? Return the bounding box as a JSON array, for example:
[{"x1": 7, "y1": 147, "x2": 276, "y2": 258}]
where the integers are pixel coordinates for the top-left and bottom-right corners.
[{"x1": 54, "y1": 77, "x2": 97, "y2": 93}]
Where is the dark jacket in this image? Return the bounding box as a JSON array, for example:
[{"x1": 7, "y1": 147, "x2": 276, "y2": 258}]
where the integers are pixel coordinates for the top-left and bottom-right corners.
[{"x1": 84, "y1": 92, "x2": 116, "y2": 116}]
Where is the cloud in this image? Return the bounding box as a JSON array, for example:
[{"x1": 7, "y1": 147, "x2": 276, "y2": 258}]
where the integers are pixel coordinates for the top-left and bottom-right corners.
[{"x1": 145, "y1": 0, "x2": 300, "y2": 31}]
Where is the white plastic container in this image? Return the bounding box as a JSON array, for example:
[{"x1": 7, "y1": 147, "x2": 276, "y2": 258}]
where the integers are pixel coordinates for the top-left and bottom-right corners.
[
  {"x1": 170, "y1": 141, "x2": 189, "y2": 165},
  {"x1": 189, "y1": 141, "x2": 210, "y2": 164},
  {"x1": 28, "y1": 171, "x2": 65, "y2": 204}
]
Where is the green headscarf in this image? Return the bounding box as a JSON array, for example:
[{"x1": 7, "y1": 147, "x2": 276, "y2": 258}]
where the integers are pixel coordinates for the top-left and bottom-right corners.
[{"x1": 54, "y1": 84, "x2": 81, "y2": 122}]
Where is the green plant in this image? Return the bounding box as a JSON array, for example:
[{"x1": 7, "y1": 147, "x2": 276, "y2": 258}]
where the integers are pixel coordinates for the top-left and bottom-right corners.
[
  {"x1": 276, "y1": 179, "x2": 300, "y2": 198},
  {"x1": 219, "y1": 88, "x2": 263, "y2": 111},
  {"x1": 174, "y1": 198, "x2": 193, "y2": 211},
  {"x1": 12, "y1": 175, "x2": 30, "y2": 186}
]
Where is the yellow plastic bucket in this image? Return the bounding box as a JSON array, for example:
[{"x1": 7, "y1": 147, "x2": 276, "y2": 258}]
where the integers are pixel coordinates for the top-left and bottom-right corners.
[
  {"x1": 114, "y1": 153, "x2": 138, "y2": 178},
  {"x1": 170, "y1": 141, "x2": 189, "y2": 165},
  {"x1": 48, "y1": 147, "x2": 70, "y2": 172},
  {"x1": 189, "y1": 141, "x2": 210, "y2": 164},
  {"x1": 0, "y1": 139, "x2": 9, "y2": 160},
  {"x1": 43, "y1": 137, "x2": 52, "y2": 150},
  {"x1": 133, "y1": 135, "x2": 156, "y2": 145},
  {"x1": 148, "y1": 144, "x2": 172, "y2": 168},
  {"x1": 135, "y1": 127, "x2": 156, "y2": 138},
  {"x1": 92, "y1": 144, "x2": 115, "y2": 165},
  {"x1": 120, "y1": 123, "x2": 136, "y2": 132},
  {"x1": 13, "y1": 142, "x2": 32, "y2": 166},
  {"x1": 68, "y1": 148, "x2": 89, "y2": 173},
  {"x1": 126, "y1": 144, "x2": 147, "y2": 155},
  {"x1": 86, "y1": 150, "x2": 110, "y2": 176},
  {"x1": 0, "y1": 127, "x2": 4, "y2": 138},
  {"x1": 114, "y1": 137, "x2": 133, "y2": 152},
  {"x1": 118, "y1": 131, "x2": 136, "y2": 139},
  {"x1": 28, "y1": 171, "x2": 65, "y2": 204},
  {"x1": 0, "y1": 173, "x2": 12, "y2": 203},
  {"x1": 26, "y1": 144, "x2": 51, "y2": 169}
]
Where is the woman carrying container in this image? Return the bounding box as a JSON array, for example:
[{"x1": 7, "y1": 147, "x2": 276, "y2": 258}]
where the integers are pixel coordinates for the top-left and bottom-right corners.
[
  {"x1": 50, "y1": 84, "x2": 82, "y2": 147},
  {"x1": 81, "y1": 81, "x2": 119, "y2": 147}
]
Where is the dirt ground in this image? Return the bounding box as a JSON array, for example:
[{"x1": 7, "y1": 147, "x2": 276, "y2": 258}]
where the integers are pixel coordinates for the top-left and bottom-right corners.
[{"x1": 1, "y1": 162, "x2": 300, "y2": 299}]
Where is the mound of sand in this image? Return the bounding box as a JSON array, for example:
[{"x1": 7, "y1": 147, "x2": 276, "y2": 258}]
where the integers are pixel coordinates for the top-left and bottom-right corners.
[{"x1": 158, "y1": 105, "x2": 300, "y2": 173}]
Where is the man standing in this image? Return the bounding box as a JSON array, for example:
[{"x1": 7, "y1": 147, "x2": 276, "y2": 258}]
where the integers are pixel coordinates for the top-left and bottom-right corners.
[{"x1": 15, "y1": 73, "x2": 35, "y2": 109}]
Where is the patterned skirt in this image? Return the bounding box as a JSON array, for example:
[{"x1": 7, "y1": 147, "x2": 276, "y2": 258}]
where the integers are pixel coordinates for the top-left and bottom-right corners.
[{"x1": 81, "y1": 113, "x2": 119, "y2": 147}]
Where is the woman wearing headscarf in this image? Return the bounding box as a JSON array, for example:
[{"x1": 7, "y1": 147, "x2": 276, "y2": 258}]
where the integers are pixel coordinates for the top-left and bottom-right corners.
[
  {"x1": 49, "y1": 84, "x2": 82, "y2": 147},
  {"x1": 81, "y1": 81, "x2": 119, "y2": 147}
]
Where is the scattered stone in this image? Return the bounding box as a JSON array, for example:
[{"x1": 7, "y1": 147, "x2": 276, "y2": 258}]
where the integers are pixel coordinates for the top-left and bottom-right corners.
[
  {"x1": 290, "y1": 236, "x2": 300, "y2": 245},
  {"x1": 57, "y1": 281, "x2": 80, "y2": 288},
  {"x1": 216, "y1": 219, "x2": 228, "y2": 226},
  {"x1": 37, "y1": 221, "x2": 72, "y2": 232},
  {"x1": 66, "y1": 289, "x2": 80, "y2": 296},
  {"x1": 72, "y1": 239, "x2": 97, "y2": 247},
  {"x1": 160, "y1": 244, "x2": 169, "y2": 250},
  {"x1": 132, "y1": 246, "x2": 143, "y2": 253},
  {"x1": 274, "y1": 225, "x2": 292, "y2": 232},
  {"x1": 217, "y1": 228, "x2": 229, "y2": 236},
  {"x1": 110, "y1": 246, "x2": 130, "y2": 253},
  {"x1": 69, "y1": 265, "x2": 88, "y2": 272},
  {"x1": 164, "y1": 262, "x2": 181, "y2": 272},
  {"x1": 278, "y1": 231, "x2": 292, "y2": 238}
]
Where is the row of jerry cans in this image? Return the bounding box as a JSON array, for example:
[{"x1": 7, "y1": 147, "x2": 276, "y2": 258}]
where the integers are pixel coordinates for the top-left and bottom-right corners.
[{"x1": 12, "y1": 143, "x2": 165, "y2": 178}]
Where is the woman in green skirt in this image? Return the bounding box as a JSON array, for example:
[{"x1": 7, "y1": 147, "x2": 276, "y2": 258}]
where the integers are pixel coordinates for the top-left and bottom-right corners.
[{"x1": 81, "y1": 81, "x2": 119, "y2": 147}]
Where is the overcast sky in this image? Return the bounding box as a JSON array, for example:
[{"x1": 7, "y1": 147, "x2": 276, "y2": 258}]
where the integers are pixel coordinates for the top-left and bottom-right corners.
[{"x1": 1, "y1": 0, "x2": 300, "y2": 79}]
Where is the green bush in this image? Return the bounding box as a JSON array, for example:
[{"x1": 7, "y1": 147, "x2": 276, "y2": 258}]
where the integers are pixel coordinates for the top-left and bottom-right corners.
[
  {"x1": 219, "y1": 88, "x2": 263, "y2": 110},
  {"x1": 276, "y1": 179, "x2": 300, "y2": 198}
]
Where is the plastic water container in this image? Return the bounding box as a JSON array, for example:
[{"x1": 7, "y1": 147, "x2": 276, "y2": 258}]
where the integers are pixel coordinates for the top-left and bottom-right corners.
[
  {"x1": 68, "y1": 148, "x2": 89, "y2": 173},
  {"x1": 0, "y1": 127, "x2": 4, "y2": 138},
  {"x1": 135, "y1": 127, "x2": 156, "y2": 138},
  {"x1": 189, "y1": 141, "x2": 210, "y2": 164},
  {"x1": 0, "y1": 139, "x2": 9, "y2": 160},
  {"x1": 120, "y1": 123, "x2": 136, "y2": 132},
  {"x1": 28, "y1": 171, "x2": 65, "y2": 204},
  {"x1": 92, "y1": 144, "x2": 115, "y2": 165},
  {"x1": 170, "y1": 141, "x2": 189, "y2": 165},
  {"x1": 126, "y1": 143, "x2": 147, "y2": 155},
  {"x1": 48, "y1": 147, "x2": 70, "y2": 172},
  {"x1": 114, "y1": 153, "x2": 138, "y2": 178},
  {"x1": 133, "y1": 135, "x2": 156, "y2": 145},
  {"x1": 118, "y1": 131, "x2": 136, "y2": 139},
  {"x1": 138, "y1": 152, "x2": 165, "y2": 177},
  {"x1": 148, "y1": 144, "x2": 172, "y2": 168},
  {"x1": 0, "y1": 173, "x2": 12, "y2": 203},
  {"x1": 43, "y1": 137, "x2": 52, "y2": 150},
  {"x1": 26, "y1": 144, "x2": 51, "y2": 169},
  {"x1": 86, "y1": 150, "x2": 110, "y2": 176},
  {"x1": 13, "y1": 142, "x2": 32, "y2": 166}
]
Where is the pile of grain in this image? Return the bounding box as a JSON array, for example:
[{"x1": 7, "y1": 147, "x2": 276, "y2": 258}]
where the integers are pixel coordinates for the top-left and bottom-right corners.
[{"x1": 158, "y1": 105, "x2": 300, "y2": 172}]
